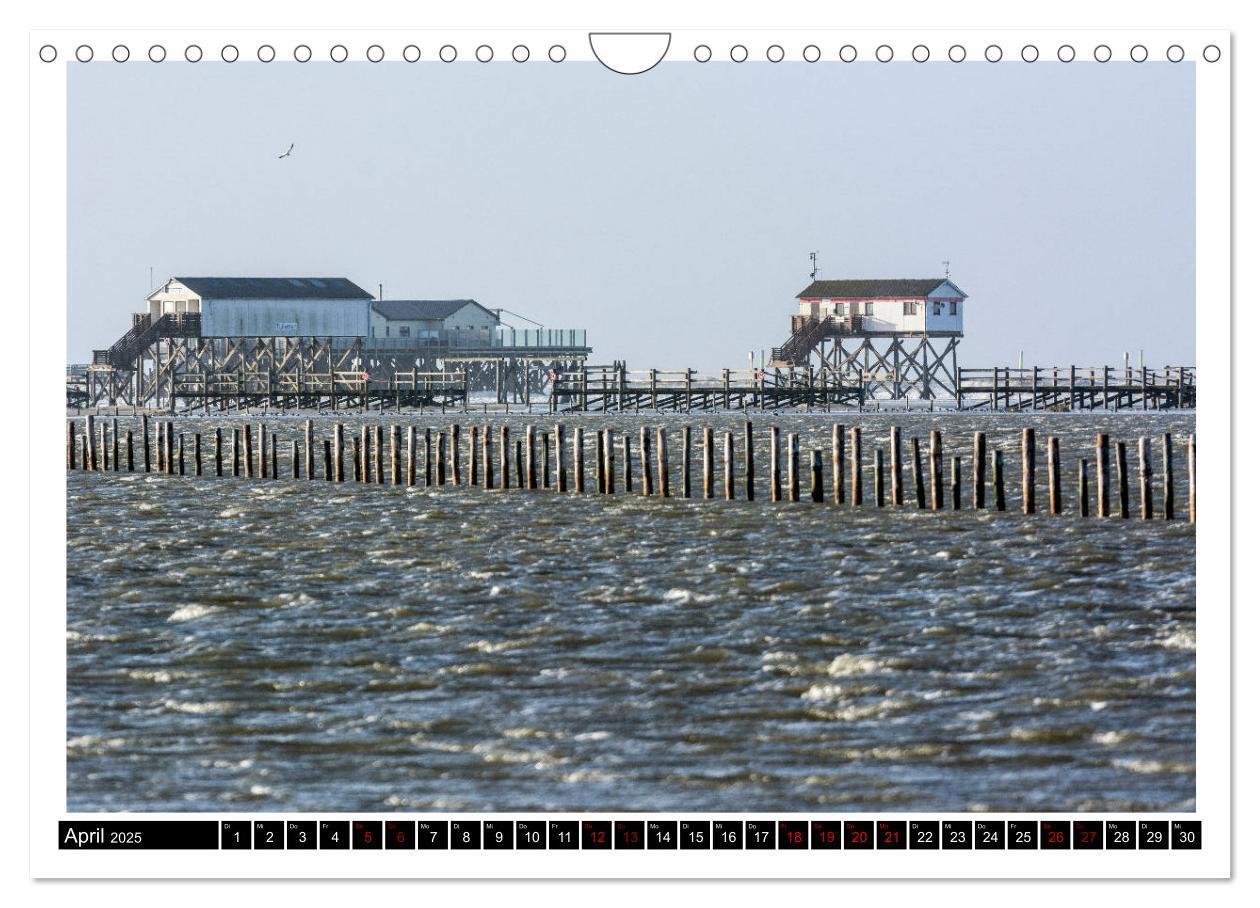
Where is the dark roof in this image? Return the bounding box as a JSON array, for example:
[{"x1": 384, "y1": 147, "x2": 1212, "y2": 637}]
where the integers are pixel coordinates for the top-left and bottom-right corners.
[
  {"x1": 172, "y1": 277, "x2": 374, "y2": 300},
  {"x1": 371, "y1": 299, "x2": 497, "y2": 321},
  {"x1": 797, "y1": 279, "x2": 963, "y2": 299}
]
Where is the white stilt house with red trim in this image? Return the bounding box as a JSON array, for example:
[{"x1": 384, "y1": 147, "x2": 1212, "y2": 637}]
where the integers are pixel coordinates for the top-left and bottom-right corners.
[{"x1": 771, "y1": 276, "x2": 968, "y2": 400}]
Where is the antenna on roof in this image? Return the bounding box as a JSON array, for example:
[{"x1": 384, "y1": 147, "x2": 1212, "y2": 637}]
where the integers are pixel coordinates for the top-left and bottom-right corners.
[
  {"x1": 809, "y1": 251, "x2": 819, "y2": 281},
  {"x1": 942, "y1": 259, "x2": 951, "y2": 279},
  {"x1": 378, "y1": 283, "x2": 383, "y2": 301}
]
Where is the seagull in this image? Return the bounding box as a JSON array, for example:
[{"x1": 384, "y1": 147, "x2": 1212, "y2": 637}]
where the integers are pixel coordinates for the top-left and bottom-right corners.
[{"x1": 278, "y1": 143, "x2": 294, "y2": 159}]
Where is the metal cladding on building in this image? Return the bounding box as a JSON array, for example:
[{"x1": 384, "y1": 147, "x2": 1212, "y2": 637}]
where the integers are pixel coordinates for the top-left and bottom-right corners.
[{"x1": 147, "y1": 277, "x2": 375, "y2": 338}]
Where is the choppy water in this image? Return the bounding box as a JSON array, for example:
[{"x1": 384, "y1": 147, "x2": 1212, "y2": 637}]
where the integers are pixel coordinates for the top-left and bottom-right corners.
[{"x1": 67, "y1": 410, "x2": 1195, "y2": 813}]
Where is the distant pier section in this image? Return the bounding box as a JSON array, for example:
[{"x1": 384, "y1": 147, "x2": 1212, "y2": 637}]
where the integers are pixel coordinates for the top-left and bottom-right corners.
[{"x1": 67, "y1": 276, "x2": 591, "y2": 411}]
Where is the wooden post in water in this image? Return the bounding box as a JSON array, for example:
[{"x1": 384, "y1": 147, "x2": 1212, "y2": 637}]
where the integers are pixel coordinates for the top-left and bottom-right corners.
[
  {"x1": 640, "y1": 426, "x2": 652, "y2": 496},
  {"x1": 1096, "y1": 433, "x2": 1111, "y2": 517},
  {"x1": 127, "y1": 430, "x2": 135, "y2": 472},
  {"x1": 374, "y1": 425, "x2": 384, "y2": 484},
  {"x1": 138, "y1": 415, "x2": 150, "y2": 473},
  {"x1": 304, "y1": 420, "x2": 314, "y2": 482},
  {"x1": 451, "y1": 424, "x2": 461, "y2": 486},
  {"x1": 703, "y1": 427, "x2": 714, "y2": 499},
  {"x1": 911, "y1": 438, "x2": 925, "y2": 509},
  {"x1": 1115, "y1": 441, "x2": 1131, "y2": 519},
  {"x1": 573, "y1": 427, "x2": 584, "y2": 492},
  {"x1": 604, "y1": 425, "x2": 614, "y2": 491},
  {"x1": 593, "y1": 429, "x2": 605, "y2": 494},
  {"x1": 67, "y1": 421, "x2": 76, "y2": 470},
  {"x1": 787, "y1": 433, "x2": 799, "y2": 502},
  {"x1": 112, "y1": 419, "x2": 120, "y2": 471},
  {"x1": 271, "y1": 433, "x2": 278, "y2": 479},
  {"x1": 214, "y1": 428, "x2": 222, "y2": 478},
  {"x1": 156, "y1": 419, "x2": 165, "y2": 474},
  {"x1": 291, "y1": 440, "x2": 300, "y2": 479},
  {"x1": 526, "y1": 425, "x2": 537, "y2": 490},
  {"x1": 833, "y1": 424, "x2": 845, "y2": 505},
  {"x1": 1047, "y1": 437, "x2": 1061, "y2": 515},
  {"x1": 1162, "y1": 433, "x2": 1175, "y2": 520},
  {"x1": 543, "y1": 433, "x2": 551, "y2": 489},
  {"x1": 873, "y1": 447, "x2": 885, "y2": 507},
  {"x1": 681, "y1": 426, "x2": 692, "y2": 498},
  {"x1": 391, "y1": 425, "x2": 401, "y2": 485},
  {"x1": 85, "y1": 415, "x2": 97, "y2": 471},
  {"x1": 951, "y1": 456, "x2": 961, "y2": 510},
  {"x1": 406, "y1": 426, "x2": 416, "y2": 487},
  {"x1": 469, "y1": 425, "x2": 479, "y2": 488},
  {"x1": 770, "y1": 426, "x2": 781, "y2": 502},
  {"x1": 1138, "y1": 436, "x2": 1153, "y2": 520},
  {"x1": 194, "y1": 433, "x2": 203, "y2": 476},
  {"x1": 890, "y1": 426, "x2": 903, "y2": 506},
  {"x1": 724, "y1": 431, "x2": 736, "y2": 500},
  {"x1": 232, "y1": 429, "x2": 241, "y2": 477},
  {"x1": 1021, "y1": 427, "x2": 1035, "y2": 515},
  {"x1": 323, "y1": 440, "x2": 332, "y2": 481},
  {"x1": 335, "y1": 424, "x2": 345, "y2": 483},
  {"x1": 99, "y1": 419, "x2": 108, "y2": 471},
  {"x1": 516, "y1": 439, "x2": 525, "y2": 489},
  {"x1": 744, "y1": 421, "x2": 755, "y2": 501},
  {"x1": 436, "y1": 432, "x2": 447, "y2": 485},
  {"x1": 554, "y1": 424, "x2": 566, "y2": 492},
  {"x1": 1188, "y1": 435, "x2": 1196, "y2": 524},
  {"x1": 1079, "y1": 458, "x2": 1089, "y2": 517},
  {"x1": 353, "y1": 437, "x2": 361, "y2": 482},
  {"x1": 425, "y1": 428, "x2": 434, "y2": 487},
  {"x1": 657, "y1": 427, "x2": 670, "y2": 497},
  {"x1": 973, "y1": 432, "x2": 986, "y2": 509},
  {"x1": 167, "y1": 423, "x2": 175, "y2": 476},
  {"x1": 485, "y1": 425, "x2": 494, "y2": 490},
  {"x1": 623, "y1": 434, "x2": 632, "y2": 493},
  {"x1": 849, "y1": 427, "x2": 862, "y2": 507},
  {"x1": 259, "y1": 424, "x2": 268, "y2": 479},
  {"x1": 79, "y1": 434, "x2": 88, "y2": 471},
  {"x1": 930, "y1": 429, "x2": 943, "y2": 511},
  {"x1": 360, "y1": 425, "x2": 371, "y2": 484},
  {"x1": 243, "y1": 424, "x2": 254, "y2": 478},
  {"x1": 811, "y1": 449, "x2": 825, "y2": 502},
  {"x1": 993, "y1": 449, "x2": 1006, "y2": 511},
  {"x1": 174, "y1": 433, "x2": 182, "y2": 475},
  {"x1": 499, "y1": 426, "x2": 510, "y2": 490}
]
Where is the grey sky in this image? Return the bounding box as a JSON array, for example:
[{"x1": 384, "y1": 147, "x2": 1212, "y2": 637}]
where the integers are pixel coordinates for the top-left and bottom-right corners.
[{"x1": 68, "y1": 61, "x2": 1194, "y2": 369}]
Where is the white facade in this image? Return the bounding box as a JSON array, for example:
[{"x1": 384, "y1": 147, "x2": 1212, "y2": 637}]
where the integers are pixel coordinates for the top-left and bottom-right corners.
[
  {"x1": 798, "y1": 280, "x2": 965, "y2": 335},
  {"x1": 369, "y1": 301, "x2": 499, "y2": 340},
  {"x1": 145, "y1": 278, "x2": 372, "y2": 338}
]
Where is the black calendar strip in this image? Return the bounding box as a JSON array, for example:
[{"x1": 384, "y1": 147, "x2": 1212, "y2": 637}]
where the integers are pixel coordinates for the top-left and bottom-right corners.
[{"x1": 59, "y1": 819, "x2": 1202, "y2": 851}]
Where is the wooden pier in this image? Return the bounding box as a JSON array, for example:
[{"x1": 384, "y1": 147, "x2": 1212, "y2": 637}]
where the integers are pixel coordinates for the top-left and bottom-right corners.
[
  {"x1": 66, "y1": 416, "x2": 1196, "y2": 524},
  {"x1": 546, "y1": 363, "x2": 1195, "y2": 413}
]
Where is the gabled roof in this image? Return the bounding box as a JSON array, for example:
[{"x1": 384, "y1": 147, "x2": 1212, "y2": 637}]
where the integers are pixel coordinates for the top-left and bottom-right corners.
[
  {"x1": 169, "y1": 277, "x2": 374, "y2": 300},
  {"x1": 797, "y1": 279, "x2": 966, "y2": 300},
  {"x1": 372, "y1": 299, "x2": 498, "y2": 322}
]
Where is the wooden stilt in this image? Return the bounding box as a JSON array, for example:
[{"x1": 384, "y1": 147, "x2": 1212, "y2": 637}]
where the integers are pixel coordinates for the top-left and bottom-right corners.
[
  {"x1": 142, "y1": 415, "x2": 151, "y2": 473},
  {"x1": 1096, "y1": 434, "x2": 1111, "y2": 517},
  {"x1": 243, "y1": 424, "x2": 254, "y2": 478},
  {"x1": 451, "y1": 424, "x2": 461, "y2": 486},
  {"x1": 595, "y1": 429, "x2": 606, "y2": 494},
  {"x1": 770, "y1": 426, "x2": 781, "y2": 502},
  {"x1": 1047, "y1": 437, "x2": 1061, "y2": 515},
  {"x1": 640, "y1": 426, "x2": 652, "y2": 496},
  {"x1": 890, "y1": 426, "x2": 903, "y2": 506},
  {"x1": 323, "y1": 440, "x2": 332, "y2": 481},
  {"x1": 526, "y1": 425, "x2": 537, "y2": 490},
  {"x1": 812, "y1": 449, "x2": 825, "y2": 502},
  {"x1": 470, "y1": 425, "x2": 479, "y2": 488},
  {"x1": 305, "y1": 420, "x2": 314, "y2": 482},
  {"x1": 681, "y1": 426, "x2": 692, "y2": 498},
  {"x1": 1079, "y1": 458, "x2": 1089, "y2": 517},
  {"x1": 555, "y1": 424, "x2": 566, "y2": 492},
  {"x1": 930, "y1": 429, "x2": 943, "y2": 511},
  {"x1": 833, "y1": 424, "x2": 845, "y2": 505},
  {"x1": 657, "y1": 427, "x2": 670, "y2": 497},
  {"x1": 436, "y1": 431, "x2": 447, "y2": 485},
  {"x1": 1188, "y1": 435, "x2": 1196, "y2": 524},
  {"x1": 1021, "y1": 427, "x2": 1035, "y2": 515},
  {"x1": 85, "y1": 415, "x2": 97, "y2": 471},
  {"x1": 993, "y1": 449, "x2": 1006, "y2": 511},
  {"x1": 1138, "y1": 436, "x2": 1153, "y2": 520},
  {"x1": 911, "y1": 438, "x2": 925, "y2": 509},
  {"x1": 215, "y1": 428, "x2": 223, "y2": 478},
  {"x1": 500, "y1": 426, "x2": 510, "y2": 490},
  {"x1": 353, "y1": 437, "x2": 361, "y2": 482},
  {"x1": 232, "y1": 429, "x2": 240, "y2": 477},
  {"x1": 849, "y1": 427, "x2": 862, "y2": 507},
  {"x1": 374, "y1": 425, "x2": 384, "y2": 484},
  {"x1": 623, "y1": 434, "x2": 632, "y2": 493},
  {"x1": 724, "y1": 431, "x2": 736, "y2": 500},
  {"x1": 361, "y1": 425, "x2": 371, "y2": 484},
  {"x1": 391, "y1": 425, "x2": 401, "y2": 485},
  {"x1": 292, "y1": 440, "x2": 300, "y2": 479},
  {"x1": 516, "y1": 439, "x2": 525, "y2": 489},
  {"x1": 67, "y1": 421, "x2": 76, "y2": 470},
  {"x1": 573, "y1": 427, "x2": 584, "y2": 492},
  {"x1": 1162, "y1": 433, "x2": 1174, "y2": 520},
  {"x1": 543, "y1": 432, "x2": 551, "y2": 489},
  {"x1": 604, "y1": 429, "x2": 615, "y2": 495},
  {"x1": 787, "y1": 432, "x2": 799, "y2": 502},
  {"x1": 270, "y1": 433, "x2": 277, "y2": 480},
  {"x1": 744, "y1": 420, "x2": 755, "y2": 501},
  {"x1": 485, "y1": 425, "x2": 494, "y2": 490},
  {"x1": 127, "y1": 430, "x2": 134, "y2": 472},
  {"x1": 951, "y1": 455, "x2": 961, "y2": 510},
  {"x1": 194, "y1": 433, "x2": 202, "y2": 476},
  {"x1": 703, "y1": 427, "x2": 714, "y2": 499},
  {"x1": 335, "y1": 424, "x2": 345, "y2": 483},
  {"x1": 873, "y1": 447, "x2": 885, "y2": 506},
  {"x1": 972, "y1": 432, "x2": 985, "y2": 509},
  {"x1": 1116, "y1": 441, "x2": 1131, "y2": 519}
]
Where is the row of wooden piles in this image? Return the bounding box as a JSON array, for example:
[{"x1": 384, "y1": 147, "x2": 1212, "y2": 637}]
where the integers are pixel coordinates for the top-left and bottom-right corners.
[{"x1": 66, "y1": 416, "x2": 1196, "y2": 522}]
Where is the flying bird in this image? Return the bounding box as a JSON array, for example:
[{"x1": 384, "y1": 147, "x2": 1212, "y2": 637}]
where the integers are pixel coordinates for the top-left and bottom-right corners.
[{"x1": 278, "y1": 143, "x2": 294, "y2": 159}]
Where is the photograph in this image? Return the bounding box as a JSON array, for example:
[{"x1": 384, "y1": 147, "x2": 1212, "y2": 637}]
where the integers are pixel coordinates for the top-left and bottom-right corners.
[{"x1": 63, "y1": 50, "x2": 1196, "y2": 821}]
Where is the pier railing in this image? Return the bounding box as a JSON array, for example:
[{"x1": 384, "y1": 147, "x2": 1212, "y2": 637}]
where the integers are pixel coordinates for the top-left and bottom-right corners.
[{"x1": 956, "y1": 366, "x2": 1195, "y2": 411}]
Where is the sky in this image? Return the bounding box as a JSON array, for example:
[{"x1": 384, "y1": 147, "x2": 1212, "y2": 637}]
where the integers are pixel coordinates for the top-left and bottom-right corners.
[{"x1": 68, "y1": 61, "x2": 1195, "y2": 370}]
